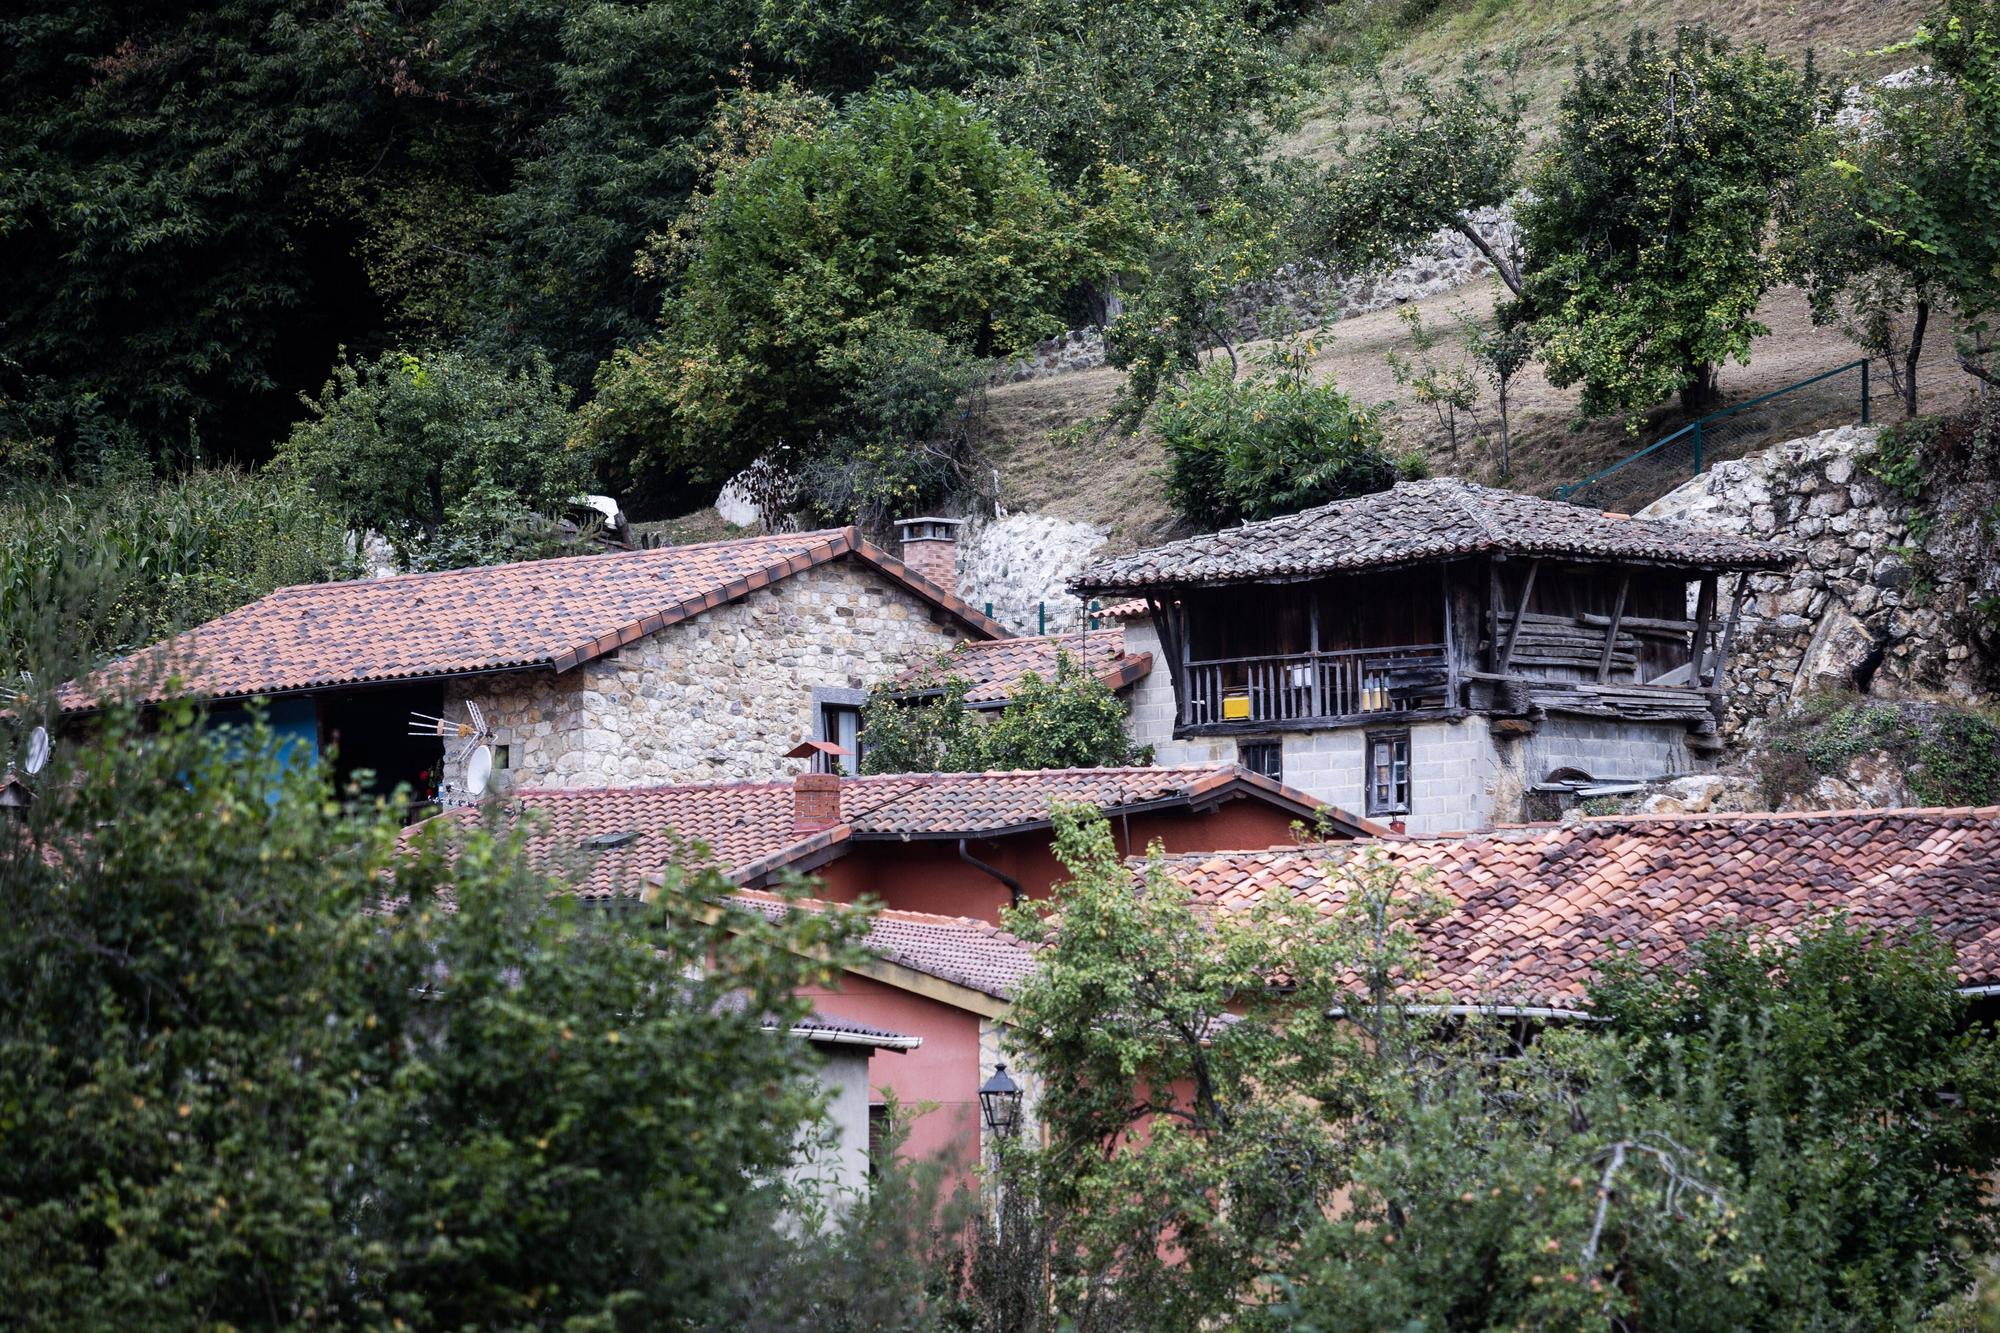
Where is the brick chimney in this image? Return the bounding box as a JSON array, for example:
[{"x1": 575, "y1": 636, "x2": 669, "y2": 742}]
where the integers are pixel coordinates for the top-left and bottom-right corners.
[
  {"x1": 793, "y1": 770, "x2": 841, "y2": 836},
  {"x1": 894, "y1": 516, "x2": 965, "y2": 591}
]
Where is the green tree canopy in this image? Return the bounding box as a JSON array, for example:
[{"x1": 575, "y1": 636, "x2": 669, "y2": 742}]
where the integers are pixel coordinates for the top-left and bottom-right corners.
[
  {"x1": 274, "y1": 347, "x2": 589, "y2": 570},
  {"x1": 860, "y1": 651, "x2": 1150, "y2": 775},
  {"x1": 581, "y1": 88, "x2": 1139, "y2": 517},
  {"x1": 0, "y1": 701, "x2": 873, "y2": 1327},
  {"x1": 1152, "y1": 343, "x2": 1397, "y2": 530},
  {"x1": 1516, "y1": 27, "x2": 1826, "y2": 422}
]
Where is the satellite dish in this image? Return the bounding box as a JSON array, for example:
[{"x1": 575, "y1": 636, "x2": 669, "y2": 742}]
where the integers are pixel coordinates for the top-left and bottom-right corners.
[
  {"x1": 24, "y1": 726, "x2": 50, "y2": 776},
  {"x1": 464, "y1": 744, "x2": 493, "y2": 797}
]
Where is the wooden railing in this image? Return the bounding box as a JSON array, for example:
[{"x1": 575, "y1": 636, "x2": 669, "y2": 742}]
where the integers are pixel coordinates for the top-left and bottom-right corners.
[{"x1": 1180, "y1": 644, "x2": 1450, "y2": 729}]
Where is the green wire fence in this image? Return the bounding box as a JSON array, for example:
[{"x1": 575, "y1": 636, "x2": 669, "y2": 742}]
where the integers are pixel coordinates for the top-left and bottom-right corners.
[{"x1": 1553, "y1": 359, "x2": 1871, "y2": 511}]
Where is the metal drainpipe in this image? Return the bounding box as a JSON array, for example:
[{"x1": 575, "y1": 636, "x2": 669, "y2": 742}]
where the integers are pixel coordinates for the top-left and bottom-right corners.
[{"x1": 958, "y1": 838, "x2": 1022, "y2": 909}]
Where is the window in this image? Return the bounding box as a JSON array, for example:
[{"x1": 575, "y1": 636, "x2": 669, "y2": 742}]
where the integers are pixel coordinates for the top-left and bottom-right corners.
[
  {"x1": 1366, "y1": 729, "x2": 1411, "y2": 816},
  {"x1": 1238, "y1": 740, "x2": 1283, "y2": 782},
  {"x1": 818, "y1": 701, "x2": 864, "y2": 774}
]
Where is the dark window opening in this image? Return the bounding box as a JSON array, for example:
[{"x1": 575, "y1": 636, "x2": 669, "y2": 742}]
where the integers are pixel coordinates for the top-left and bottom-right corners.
[
  {"x1": 1366, "y1": 730, "x2": 1411, "y2": 816},
  {"x1": 818, "y1": 703, "x2": 864, "y2": 774},
  {"x1": 868, "y1": 1103, "x2": 889, "y2": 1181},
  {"x1": 1238, "y1": 740, "x2": 1283, "y2": 782}
]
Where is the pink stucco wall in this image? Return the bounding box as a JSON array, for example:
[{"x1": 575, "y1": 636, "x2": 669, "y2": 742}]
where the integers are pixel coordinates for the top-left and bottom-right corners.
[{"x1": 795, "y1": 971, "x2": 984, "y2": 1181}]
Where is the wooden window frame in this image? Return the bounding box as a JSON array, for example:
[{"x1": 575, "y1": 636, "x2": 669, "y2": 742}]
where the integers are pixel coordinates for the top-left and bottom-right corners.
[
  {"x1": 1365, "y1": 728, "x2": 1412, "y2": 816},
  {"x1": 1237, "y1": 739, "x2": 1283, "y2": 783}
]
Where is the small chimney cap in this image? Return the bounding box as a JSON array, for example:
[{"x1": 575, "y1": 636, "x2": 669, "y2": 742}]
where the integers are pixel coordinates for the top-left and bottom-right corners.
[
  {"x1": 895, "y1": 516, "x2": 966, "y2": 537},
  {"x1": 784, "y1": 739, "x2": 854, "y2": 760}
]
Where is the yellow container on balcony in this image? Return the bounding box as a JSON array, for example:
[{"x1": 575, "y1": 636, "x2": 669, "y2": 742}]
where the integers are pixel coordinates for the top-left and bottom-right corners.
[{"x1": 1222, "y1": 692, "x2": 1252, "y2": 720}]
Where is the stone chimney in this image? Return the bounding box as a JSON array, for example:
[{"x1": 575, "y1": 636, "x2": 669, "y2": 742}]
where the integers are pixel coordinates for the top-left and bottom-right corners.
[
  {"x1": 793, "y1": 770, "x2": 842, "y2": 836},
  {"x1": 894, "y1": 516, "x2": 965, "y2": 591}
]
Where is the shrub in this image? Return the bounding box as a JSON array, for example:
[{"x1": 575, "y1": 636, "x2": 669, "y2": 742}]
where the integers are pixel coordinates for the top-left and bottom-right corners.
[
  {"x1": 274, "y1": 347, "x2": 588, "y2": 570},
  {"x1": 860, "y1": 651, "x2": 1150, "y2": 774},
  {"x1": 0, "y1": 700, "x2": 874, "y2": 1328},
  {"x1": 1153, "y1": 345, "x2": 1395, "y2": 530},
  {"x1": 1756, "y1": 695, "x2": 2000, "y2": 807}
]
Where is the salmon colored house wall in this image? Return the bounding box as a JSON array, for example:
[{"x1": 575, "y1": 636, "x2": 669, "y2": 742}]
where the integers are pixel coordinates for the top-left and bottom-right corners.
[
  {"x1": 813, "y1": 800, "x2": 1304, "y2": 924},
  {"x1": 794, "y1": 971, "x2": 985, "y2": 1176}
]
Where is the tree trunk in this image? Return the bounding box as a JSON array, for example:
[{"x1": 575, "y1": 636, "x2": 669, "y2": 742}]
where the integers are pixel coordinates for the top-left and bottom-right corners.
[
  {"x1": 1678, "y1": 363, "x2": 1720, "y2": 416},
  {"x1": 1496, "y1": 374, "x2": 1512, "y2": 478},
  {"x1": 1901, "y1": 299, "x2": 1928, "y2": 418}
]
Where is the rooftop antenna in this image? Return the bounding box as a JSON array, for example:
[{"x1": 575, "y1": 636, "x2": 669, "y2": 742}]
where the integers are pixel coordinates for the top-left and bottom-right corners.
[
  {"x1": 24, "y1": 725, "x2": 50, "y2": 776},
  {"x1": 408, "y1": 701, "x2": 492, "y2": 764},
  {"x1": 463, "y1": 744, "x2": 494, "y2": 797}
]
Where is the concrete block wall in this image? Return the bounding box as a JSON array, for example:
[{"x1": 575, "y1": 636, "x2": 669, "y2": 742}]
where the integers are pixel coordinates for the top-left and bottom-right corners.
[{"x1": 1521, "y1": 717, "x2": 1694, "y2": 785}]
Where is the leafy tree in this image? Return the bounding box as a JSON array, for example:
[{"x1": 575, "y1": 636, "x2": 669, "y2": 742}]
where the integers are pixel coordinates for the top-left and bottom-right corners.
[
  {"x1": 1846, "y1": 0, "x2": 2000, "y2": 395},
  {"x1": 1516, "y1": 28, "x2": 1825, "y2": 422},
  {"x1": 275, "y1": 347, "x2": 589, "y2": 570},
  {"x1": 1306, "y1": 65, "x2": 1528, "y2": 296},
  {"x1": 860, "y1": 652, "x2": 1149, "y2": 775},
  {"x1": 977, "y1": 0, "x2": 1309, "y2": 427},
  {"x1": 1152, "y1": 342, "x2": 1396, "y2": 530},
  {"x1": 0, "y1": 696, "x2": 874, "y2": 1328},
  {"x1": 581, "y1": 88, "x2": 1137, "y2": 517},
  {"x1": 1460, "y1": 312, "x2": 1535, "y2": 477},
  {"x1": 1783, "y1": 69, "x2": 1969, "y2": 419},
  {"x1": 998, "y1": 812, "x2": 1443, "y2": 1330},
  {"x1": 0, "y1": 468, "x2": 358, "y2": 681},
  {"x1": 1386, "y1": 305, "x2": 1483, "y2": 465}
]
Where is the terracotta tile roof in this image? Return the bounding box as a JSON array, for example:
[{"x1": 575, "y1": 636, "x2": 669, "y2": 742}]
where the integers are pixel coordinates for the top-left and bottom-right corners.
[
  {"x1": 784, "y1": 1010, "x2": 924, "y2": 1049},
  {"x1": 889, "y1": 628, "x2": 1152, "y2": 706},
  {"x1": 73, "y1": 527, "x2": 1005, "y2": 709},
  {"x1": 408, "y1": 764, "x2": 1374, "y2": 899},
  {"x1": 1151, "y1": 807, "x2": 2000, "y2": 1006},
  {"x1": 736, "y1": 890, "x2": 1040, "y2": 1001},
  {"x1": 1072, "y1": 478, "x2": 1793, "y2": 593}
]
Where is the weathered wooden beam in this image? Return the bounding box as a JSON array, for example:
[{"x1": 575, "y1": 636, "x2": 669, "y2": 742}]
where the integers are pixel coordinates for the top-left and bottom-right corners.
[
  {"x1": 1440, "y1": 563, "x2": 1461, "y2": 710},
  {"x1": 1596, "y1": 574, "x2": 1630, "y2": 683},
  {"x1": 1146, "y1": 595, "x2": 1187, "y2": 726},
  {"x1": 1711, "y1": 572, "x2": 1751, "y2": 690},
  {"x1": 1687, "y1": 574, "x2": 1718, "y2": 687},
  {"x1": 1497, "y1": 558, "x2": 1539, "y2": 674}
]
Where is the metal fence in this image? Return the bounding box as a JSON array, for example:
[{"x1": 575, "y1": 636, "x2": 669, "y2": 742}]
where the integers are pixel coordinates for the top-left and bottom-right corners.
[{"x1": 1553, "y1": 360, "x2": 1872, "y2": 512}]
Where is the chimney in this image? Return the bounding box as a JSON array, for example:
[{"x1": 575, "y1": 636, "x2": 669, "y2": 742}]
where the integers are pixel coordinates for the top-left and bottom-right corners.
[
  {"x1": 793, "y1": 770, "x2": 841, "y2": 836},
  {"x1": 894, "y1": 516, "x2": 965, "y2": 591}
]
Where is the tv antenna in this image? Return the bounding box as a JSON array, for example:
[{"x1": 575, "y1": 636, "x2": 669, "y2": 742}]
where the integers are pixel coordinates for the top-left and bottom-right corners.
[
  {"x1": 463, "y1": 744, "x2": 494, "y2": 797},
  {"x1": 408, "y1": 701, "x2": 492, "y2": 763}
]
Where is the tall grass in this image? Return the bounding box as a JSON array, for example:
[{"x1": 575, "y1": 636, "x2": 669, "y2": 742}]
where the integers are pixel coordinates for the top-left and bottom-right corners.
[{"x1": 0, "y1": 469, "x2": 359, "y2": 684}]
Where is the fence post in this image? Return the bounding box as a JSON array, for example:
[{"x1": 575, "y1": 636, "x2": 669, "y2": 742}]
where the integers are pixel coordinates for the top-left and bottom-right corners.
[
  {"x1": 1038, "y1": 602, "x2": 1045, "y2": 634},
  {"x1": 1692, "y1": 420, "x2": 1703, "y2": 477},
  {"x1": 1860, "y1": 359, "x2": 1871, "y2": 425}
]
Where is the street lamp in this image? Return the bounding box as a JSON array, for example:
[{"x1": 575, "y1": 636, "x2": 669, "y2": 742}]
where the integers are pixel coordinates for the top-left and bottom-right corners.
[{"x1": 978, "y1": 1063, "x2": 1023, "y2": 1139}]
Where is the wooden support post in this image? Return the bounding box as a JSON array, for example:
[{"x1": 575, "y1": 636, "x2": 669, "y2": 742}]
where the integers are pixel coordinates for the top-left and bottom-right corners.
[
  {"x1": 1147, "y1": 595, "x2": 1186, "y2": 726},
  {"x1": 1688, "y1": 574, "x2": 1717, "y2": 687},
  {"x1": 1711, "y1": 572, "x2": 1751, "y2": 691},
  {"x1": 1497, "y1": 558, "x2": 1539, "y2": 675},
  {"x1": 1596, "y1": 574, "x2": 1630, "y2": 683},
  {"x1": 1487, "y1": 560, "x2": 1502, "y2": 666},
  {"x1": 1308, "y1": 595, "x2": 1324, "y2": 718},
  {"x1": 1440, "y1": 562, "x2": 1461, "y2": 710}
]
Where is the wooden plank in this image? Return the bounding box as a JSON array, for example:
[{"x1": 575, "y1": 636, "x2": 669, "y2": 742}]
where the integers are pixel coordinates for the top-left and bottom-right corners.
[
  {"x1": 1575, "y1": 611, "x2": 1703, "y2": 634},
  {"x1": 1596, "y1": 575, "x2": 1630, "y2": 683},
  {"x1": 1440, "y1": 563, "x2": 1460, "y2": 710},
  {"x1": 1688, "y1": 574, "x2": 1718, "y2": 687},
  {"x1": 1711, "y1": 571, "x2": 1750, "y2": 689},
  {"x1": 1497, "y1": 558, "x2": 1540, "y2": 674}
]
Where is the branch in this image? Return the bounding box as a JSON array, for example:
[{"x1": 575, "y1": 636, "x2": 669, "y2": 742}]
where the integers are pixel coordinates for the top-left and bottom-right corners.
[
  {"x1": 1450, "y1": 214, "x2": 1522, "y2": 297},
  {"x1": 1958, "y1": 351, "x2": 2000, "y2": 386}
]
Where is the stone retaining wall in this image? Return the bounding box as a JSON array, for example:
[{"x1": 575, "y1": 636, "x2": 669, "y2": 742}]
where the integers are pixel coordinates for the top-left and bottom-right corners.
[{"x1": 1640, "y1": 424, "x2": 1980, "y2": 738}]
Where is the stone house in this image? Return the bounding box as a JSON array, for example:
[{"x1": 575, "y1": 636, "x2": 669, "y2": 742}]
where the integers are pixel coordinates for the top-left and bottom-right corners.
[
  {"x1": 78, "y1": 526, "x2": 1006, "y2": 801},
  {"x1": 1074, "y1": 479, "x2": 1792, "y2": 833}
]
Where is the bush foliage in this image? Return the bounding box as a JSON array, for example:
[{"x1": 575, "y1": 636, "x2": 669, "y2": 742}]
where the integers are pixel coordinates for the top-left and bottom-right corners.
[
  {"x1": 861, "y1": 650, "x2": 1150, "y2": 774},
  {"x1": 0, "y1": 701, "x2": 875, "y2": 1328},
  {"x1": 1153, "y1": 344, "x2": 1396, "y2": 530}
]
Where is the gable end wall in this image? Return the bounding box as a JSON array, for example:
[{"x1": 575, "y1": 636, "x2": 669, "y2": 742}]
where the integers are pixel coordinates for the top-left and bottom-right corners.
[{"x1": 441, "y1": 559, "x2": 971, "y2": 791}]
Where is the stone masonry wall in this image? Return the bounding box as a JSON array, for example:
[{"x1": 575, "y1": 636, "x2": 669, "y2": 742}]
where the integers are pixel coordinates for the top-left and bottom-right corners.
[
  {"x1": 439, "y1": 559, "x2": 971, "y2": 794},
  {"x1": 1639, "y1": 425, "x2": 1979, "y2": 739},
  {"x1": 953, "y1": 513, "x2": 1110, "y2": 635},
  {"x1": 992, "y1": 206, "x2": 1521, "y2": 385}
]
